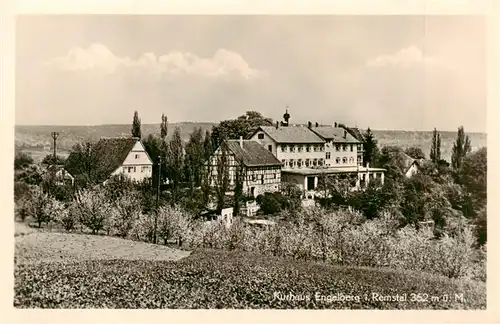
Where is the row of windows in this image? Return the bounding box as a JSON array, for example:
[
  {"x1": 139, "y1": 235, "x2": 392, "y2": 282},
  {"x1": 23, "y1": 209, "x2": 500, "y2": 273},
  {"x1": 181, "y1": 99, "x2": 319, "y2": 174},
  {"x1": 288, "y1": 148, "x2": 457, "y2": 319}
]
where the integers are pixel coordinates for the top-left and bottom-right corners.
[
  {"x1": 124, "y1": 166, "x2": 151, "y2": 173},
  {"x1": 250, "y1": 173, "x2": 279, "y2": 183},
  {"x1": 325, "y1": 153, "x2": 356, "y2": 164},
  {"x1": 280, "y1": 144, "x2": 324, "y2": 153},
  {"x1": 282, "y1": 158, "x2": 325, "y2": 168}
]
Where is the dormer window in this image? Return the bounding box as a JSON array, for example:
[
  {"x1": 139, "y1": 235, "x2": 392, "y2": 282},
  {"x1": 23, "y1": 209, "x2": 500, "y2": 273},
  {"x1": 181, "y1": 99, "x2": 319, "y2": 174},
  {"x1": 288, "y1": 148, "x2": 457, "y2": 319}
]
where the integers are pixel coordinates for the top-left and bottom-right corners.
[
  {"x1": 135, "y1": 154, "x2": 140, "y2": 159},
  {"x1": 258, "y1": 133, "x2": 264, "y2": 139}
]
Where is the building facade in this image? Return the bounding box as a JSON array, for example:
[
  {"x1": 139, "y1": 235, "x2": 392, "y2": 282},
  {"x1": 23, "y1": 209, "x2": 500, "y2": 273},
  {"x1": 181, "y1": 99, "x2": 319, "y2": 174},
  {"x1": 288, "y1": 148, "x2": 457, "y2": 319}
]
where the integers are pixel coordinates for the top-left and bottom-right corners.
[
  {"x1": 209, "y1": 139, "x2": 282, "y2": 198},
  {"x1": 309, "y1": 126, "x2": 361, "y2": 168},
  {"x1": 249, "y1": 125, "x2": 326, "y2": 169}
]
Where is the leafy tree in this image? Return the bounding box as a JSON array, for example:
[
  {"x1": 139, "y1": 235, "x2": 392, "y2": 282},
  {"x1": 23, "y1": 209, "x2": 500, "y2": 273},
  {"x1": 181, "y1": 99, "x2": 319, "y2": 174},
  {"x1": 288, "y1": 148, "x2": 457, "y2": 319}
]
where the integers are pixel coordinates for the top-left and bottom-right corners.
[
  {"x1": 15, "y1": 164, "x2": 45, "y2": 186},
  {"x1": 131, "y1": 110, "x2": 142, "y2": 139},
  {"x1": 451, "y1": 126, "x2": 471, "y2": 170},
  {"x1": 405, "y1": 146, "x2": 425, "y2": 160},
  {"x1": 41, "y1": 154, "x2": 66, "y2": 166},
  {"x1": 185, "y1": 127, "x2": 205, "y2": 193},
  {"x1": 377, "y1": 146, "x2": 407, "y2": 181},
  {"x1": 14, "y1": 151, "x2": 34, "y2": 170},
  {"x1": 65, "y1": 141, "x2": 99, "y2": 186},
  {"x1": 213, "y1": 143, "x2": 230, "y2": 214},
  {"x1": 167, "y1": 127, "x2": 184, "y2": 202},
  {"x1": 160, "y1": 113, "x2": 168, "y2": 140},
  {"x1": 233, "y1": 161, "x2": 245, "y2": 216},
  {"x1": 20, "y1": 186, "x2": 53, "y2": 228},
  {"x1": 143, "y1": 134, "x2": 164, "y2": 189},
  {"x1": 104, "y1": 174, "x2": 136, "y2": 201},
  {"x1": 72, "y1": 187, "x2": 112, "y2": 234},
  {"x1": 362, "y1": 127, "x2": 379, "y2": 167},
  {"x1": 211, "y1": 111, "x2": 273, "y2": 147},
  {"x1": 256, "y1": 192, "x2": 282, "y2": 215},
  {"x1": 201, "y1": 130, "x2": 214, "y2": 207},
  {"x1": 430, "y1": 128, "x2": 442, "y2": 163},
  {"x1": 110, "y1": 191, "x2": 142, "y2": 238},
  {"x1": 459, "y1": 147, "x2": 487, "y2": 209}
]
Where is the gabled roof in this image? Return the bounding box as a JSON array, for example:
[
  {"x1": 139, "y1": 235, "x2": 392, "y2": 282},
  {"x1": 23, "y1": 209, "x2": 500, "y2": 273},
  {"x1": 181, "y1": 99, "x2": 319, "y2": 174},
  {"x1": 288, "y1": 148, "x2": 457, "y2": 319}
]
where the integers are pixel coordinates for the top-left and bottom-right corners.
[
  {"x1": 65, "y1": 137, "x2": 143, "y2": 183},
  {"x1": 255, "y1": 126, "x2": 325, "y2": 144},
  {"x1": 344, "y1": 127, "x2": 364, "y2": 143},
  {"x1": 401, "y1": 152, "x2": 424, "y2": 170},
  {"x1": 225, "y1": 140, "x2": 282, "y2": 167},
  {"x1": 310, "y1": 126, "x2": 361, "y2": 143}
]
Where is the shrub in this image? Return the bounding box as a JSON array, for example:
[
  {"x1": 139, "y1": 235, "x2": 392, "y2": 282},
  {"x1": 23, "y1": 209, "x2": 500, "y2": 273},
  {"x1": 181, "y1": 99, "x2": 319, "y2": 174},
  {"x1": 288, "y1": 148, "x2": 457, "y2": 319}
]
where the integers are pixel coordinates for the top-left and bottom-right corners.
[
  {"x1": 156, "y1": 205, "x2": 192, "y2": 246},
  {"x1": 130, "y1": 212, "x2": 156, "y2": 243},
  {"x1": 14, "y1": 181, "x2": 33, "y2": 204},
  {"x1": 17, "y1": 186, "x2": 53, "y2": 228},
  {"x1": 256, "y1": 192, "x2": 282, "y2": 215}
]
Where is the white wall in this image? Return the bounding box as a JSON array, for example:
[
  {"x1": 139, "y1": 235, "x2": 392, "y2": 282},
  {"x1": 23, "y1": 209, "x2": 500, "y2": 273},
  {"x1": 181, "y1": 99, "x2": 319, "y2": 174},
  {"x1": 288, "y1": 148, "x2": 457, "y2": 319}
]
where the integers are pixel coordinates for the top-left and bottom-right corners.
[
  {"x1": 324, "y1": 141, "x2": 358, "y2": 167},
  {"x1": 111, "y1": 140, "x2": 153, "y2": 182}
]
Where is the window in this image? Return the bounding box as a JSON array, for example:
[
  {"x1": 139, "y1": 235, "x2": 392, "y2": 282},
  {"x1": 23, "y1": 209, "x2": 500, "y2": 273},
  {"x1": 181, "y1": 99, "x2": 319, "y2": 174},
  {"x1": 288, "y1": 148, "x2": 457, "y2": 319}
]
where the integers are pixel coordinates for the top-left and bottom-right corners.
[
  {"x1": 349, "y1": 157, "x2": 354, "y2": 164},
  {"x1": 274, "y1": 173, "x2": 277, "y2": 179},
  {"x1": 281, "y1": 159, "x2": 285, "y2": 166},
  {"x1": 350, "y1": 144, "x2": 353, "y2": 152},
  {"x1": 268, "y1": 145, "x2": 272, "y2": 152},
  {"x1": 252, "y1": 174, "x2": 256, "y2": 182},
  {"x1": 342, "y1": 157, "x2": 347, "y2": 164},
  {"x1": 336, "y1": 157, "x2": 341, "y2": 164},
  {"x1": 258, "y1": 133, "x2": 264, "y2": 139},
  {"x1": 326, "y1": 152, "x2": 331, "y2": 159},
  {"x1": 305, "y1": 159, "x2": 310, "y2": 167},
  {"x1": 318, "y1": 159, "x2": 323, "y2": 166},
  {"x1": 280, "y1": 145, "x2": 285, "y2": 152},
  {"x1": 290, "y1": 159, "x2": 294, "y2": 168},
  {"x1": 298, "y1": 145, "x2": 303, "y2": 152},
  {"x1": 313, "y1": 159, "x2": 317, "y2": 166},
  {"x1": 133, "y1": 166, "x2": 136, "y2": 172},
  {"x1": 336, "y1": 145, "x2": 341, "y2": 151},
  {"x1": 297, "y1": 159, "x2": 302, "y2": 168},
  {"x1": 343, "y1": 145, "x2": 348, "y2": 151},
  {"x1": 358, "y1": 144, "x2": 362, "y2": 151},
  {"x1": 135, "y1": 154, "x2": 140, "y2": 159},
  {"x1": 313, "y1": 146, "x2": 318, "y2": 152},
  {"x1": 284, "y1": 160, "x2": 289, "y2": 167},
  {"x1": 290, "y1": 145, "x2": 295, "y2": 152},
  {"x1": 306, "y1": 146, "x2": 310, "y2": 152}
]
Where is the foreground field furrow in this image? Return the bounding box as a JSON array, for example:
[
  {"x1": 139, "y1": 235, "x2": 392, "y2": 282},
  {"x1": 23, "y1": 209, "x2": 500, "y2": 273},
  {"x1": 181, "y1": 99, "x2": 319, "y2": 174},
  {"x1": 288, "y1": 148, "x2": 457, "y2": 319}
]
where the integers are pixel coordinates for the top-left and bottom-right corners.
[{"x1": 14, "y1": 248, "x2": 486, "y2": 309}]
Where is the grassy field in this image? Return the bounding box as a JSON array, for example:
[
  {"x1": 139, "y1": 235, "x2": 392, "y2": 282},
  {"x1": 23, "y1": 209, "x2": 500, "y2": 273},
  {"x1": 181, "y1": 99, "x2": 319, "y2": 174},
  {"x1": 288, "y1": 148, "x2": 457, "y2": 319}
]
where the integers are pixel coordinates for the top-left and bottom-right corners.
[{"x1": 14, "y1": 224, "x2": 486, "y2": 309}]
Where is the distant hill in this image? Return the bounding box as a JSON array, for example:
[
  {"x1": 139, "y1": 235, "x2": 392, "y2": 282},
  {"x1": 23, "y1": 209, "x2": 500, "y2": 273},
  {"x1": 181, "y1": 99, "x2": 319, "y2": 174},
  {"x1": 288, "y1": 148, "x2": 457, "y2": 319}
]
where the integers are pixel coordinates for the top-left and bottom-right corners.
[{"x1": 15, "y1": 123, "x2": 486, "y2": 163}]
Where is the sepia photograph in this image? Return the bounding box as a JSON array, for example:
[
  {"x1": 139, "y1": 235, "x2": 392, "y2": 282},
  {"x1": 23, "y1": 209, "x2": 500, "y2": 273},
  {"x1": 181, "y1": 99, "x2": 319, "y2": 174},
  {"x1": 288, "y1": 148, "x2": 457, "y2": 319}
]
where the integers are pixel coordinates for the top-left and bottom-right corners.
[{"x1": 10, "y1": 12, "x2": 491, "y2": 313}]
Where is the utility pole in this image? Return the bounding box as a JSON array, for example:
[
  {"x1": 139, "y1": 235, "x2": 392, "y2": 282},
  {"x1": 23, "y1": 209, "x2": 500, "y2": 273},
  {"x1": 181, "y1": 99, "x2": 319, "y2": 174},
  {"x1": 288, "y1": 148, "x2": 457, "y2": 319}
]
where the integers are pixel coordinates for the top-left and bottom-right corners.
[
  {"x1": 153, "y1": 156, "x2": 161, "y2": 244},
  {"x1": 51, "y1": 132, "x2": 59, "y2": 164}
]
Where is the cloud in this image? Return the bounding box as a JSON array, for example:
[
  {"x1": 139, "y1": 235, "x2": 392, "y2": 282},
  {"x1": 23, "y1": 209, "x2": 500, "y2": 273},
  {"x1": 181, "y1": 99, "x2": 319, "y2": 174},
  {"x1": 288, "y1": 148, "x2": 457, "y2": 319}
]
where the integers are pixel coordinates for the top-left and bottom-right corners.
[
  {"x1": 366, "y1": 45, "x2": 453, "y2": 70},
  {"x1": 43, "y1": 43, "x2": 267, "y2": 79}
]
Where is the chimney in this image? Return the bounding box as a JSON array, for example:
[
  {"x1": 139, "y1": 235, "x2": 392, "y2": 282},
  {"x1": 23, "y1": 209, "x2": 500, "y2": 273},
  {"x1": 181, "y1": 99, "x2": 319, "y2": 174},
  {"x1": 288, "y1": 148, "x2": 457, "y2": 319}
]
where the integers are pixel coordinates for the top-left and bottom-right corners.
[
  {"x1": 276, "y1": 121, "x2": 279, "y2": 129},
  {"x1": 315, "y1": 122, "x2": 319, "y2": 127},
  {"x1": 308, "y1": 121, "x2": 312, "y2": 128},
  {"x1": 239, "y1": 136, "x2": 243, "y2": 148},
  {"x1": 334, "y1": 122, "x2": 337, "y2": 127}
]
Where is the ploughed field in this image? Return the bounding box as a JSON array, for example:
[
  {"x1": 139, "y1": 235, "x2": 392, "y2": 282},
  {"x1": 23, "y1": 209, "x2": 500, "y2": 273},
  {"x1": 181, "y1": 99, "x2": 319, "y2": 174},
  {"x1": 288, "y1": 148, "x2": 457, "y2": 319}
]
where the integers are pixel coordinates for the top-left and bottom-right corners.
[{"x1": 14, "y1": 225, "x2": 486, "y2": 309}]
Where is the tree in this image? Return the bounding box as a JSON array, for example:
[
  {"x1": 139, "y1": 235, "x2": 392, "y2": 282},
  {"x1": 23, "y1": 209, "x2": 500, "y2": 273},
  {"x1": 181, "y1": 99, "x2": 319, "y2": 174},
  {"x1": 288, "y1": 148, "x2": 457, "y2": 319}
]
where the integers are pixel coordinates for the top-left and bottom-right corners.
[
  {"x1": 160, "y1": 113, "x2": 168, "y2": 140},
  {"x1": 131, "y1": 110, "x2": 142, "y2": 139},
  {"x1": 377, "y1": 146, "x2": 407, "y2": 181},
  {"x1": 233, "y1": 161, "x2": 245, "y2": 216},
  {"x1": 65, "y1": 141, "x2": 99, "y2": 186},
  {"x1": 362, "y1": 128, "x2": 379, "y2": 167},
  {"x1": 19, "y1": 186, "x2": 52, "y2": 228},
  {"x1": 213, "y1": 143, "x2": 230, "y2": 215},
  {"x1": 211, "y1": 111, "x2": 273, "y2": 147},
  {"x1": 405, "y1": 146, "x2": 425, "y2": 160},
  {"x1": 14, "y1": 151, "x2": 33, "y2": 170},
  {"x1": 451, "y1": 126, "x2": 471, "y2": 170},
  {"x1": 185, "y1": 127, "x2": 205, "y2": 193},
  {"x1": 41, "y1": 154, "x2": 66, "y2": 166},
  {"x1": 430, "y1": 128, "x2": 442, "y2": 163},
  {"x1": 201, "y1": 130, "x2": 214, "y2": 207},
  {"x1": 256, "y1": 192, "x2": 282, "y2": 215},
  {"x1": 143, "y1": 134, "x2": 164, "y2": 189},
  {"x1": 459, "y1": 147, "x2": 487, "y2": 209},
  {"x1": 110, "y1": 191, "x2": 142, "y2": 238},
  {"x1": 72, "y1": 187, "x2": 112, "y2": 235},
  {"x1": 168, "y1": 127, "x2": 184, "y2": 202}
]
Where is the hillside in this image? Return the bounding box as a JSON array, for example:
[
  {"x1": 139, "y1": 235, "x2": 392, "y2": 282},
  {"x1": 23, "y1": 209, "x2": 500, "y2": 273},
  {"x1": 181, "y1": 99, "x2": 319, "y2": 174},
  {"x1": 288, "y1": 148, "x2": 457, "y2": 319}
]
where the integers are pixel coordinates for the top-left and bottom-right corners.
[
  {"x1": 15, "y1": 123, "x2": 486, "y2": 163},
  {"x1": 14, "y1": 229, "x2": 485, "y2": 309}
]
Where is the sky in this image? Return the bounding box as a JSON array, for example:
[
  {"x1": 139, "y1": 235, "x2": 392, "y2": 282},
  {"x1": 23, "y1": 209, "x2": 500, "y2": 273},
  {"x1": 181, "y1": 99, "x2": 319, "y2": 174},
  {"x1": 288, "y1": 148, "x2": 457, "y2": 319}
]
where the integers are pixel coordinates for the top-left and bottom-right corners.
[{"x1": 15, "y1": 15, "x2": 486, "y2": 132}]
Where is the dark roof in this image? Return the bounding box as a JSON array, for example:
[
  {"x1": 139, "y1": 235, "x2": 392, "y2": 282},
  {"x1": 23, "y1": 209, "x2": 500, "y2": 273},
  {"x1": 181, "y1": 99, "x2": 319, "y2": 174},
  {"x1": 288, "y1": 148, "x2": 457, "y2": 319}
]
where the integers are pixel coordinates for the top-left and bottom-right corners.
[
  {"x1": 310, "y1": 126, "x2": 361, "y2": 143},
  {"x1": 65, "y1": 137, "x2": 142, "y2": 182},
  {"x1": 256, "y1": 126, "x2": 325, "y2": 144},
  {"x1": 401, "y1": 152, "x2": 424, "y2": 170},
  {"x1": 225, "y1": 140, "x2": 282, "y2": 167},
  {"x1": 345, "y1": 127, "x2": 364, "y2": 142}
]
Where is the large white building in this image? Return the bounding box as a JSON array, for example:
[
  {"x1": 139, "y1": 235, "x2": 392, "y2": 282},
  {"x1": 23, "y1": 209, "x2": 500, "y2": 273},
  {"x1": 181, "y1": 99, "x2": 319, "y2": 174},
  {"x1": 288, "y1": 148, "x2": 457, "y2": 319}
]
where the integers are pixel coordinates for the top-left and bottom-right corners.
[{"x1": 249, "y1": 110, "x2": 386, "y2": 198}]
